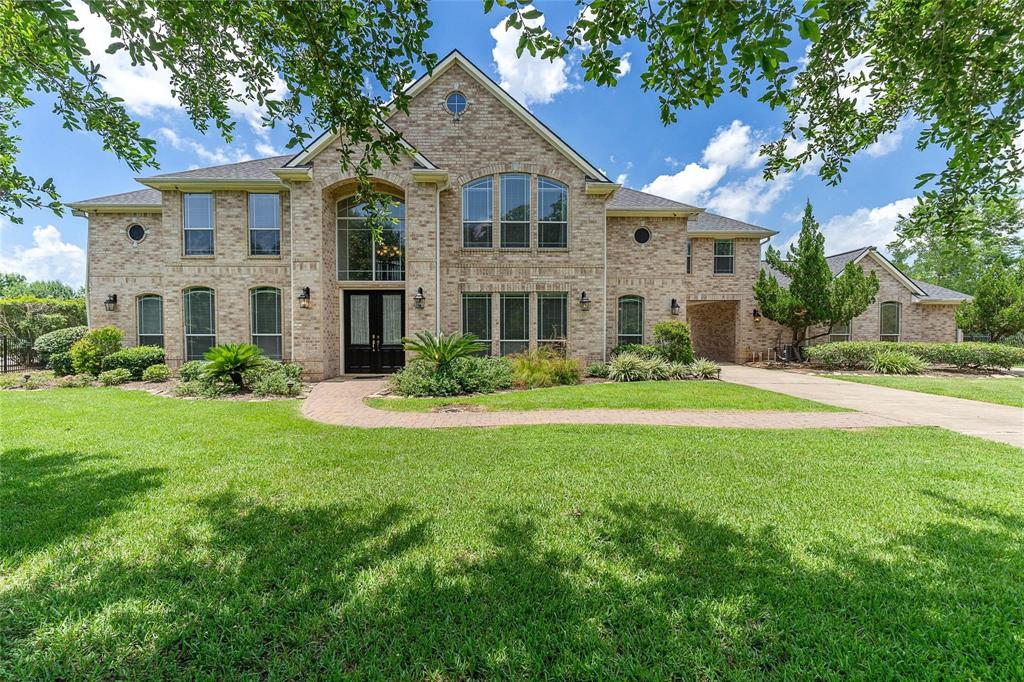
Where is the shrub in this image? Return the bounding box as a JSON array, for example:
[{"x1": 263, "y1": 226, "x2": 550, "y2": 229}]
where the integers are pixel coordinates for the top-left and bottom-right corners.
[
  {"x1": 175, "y1": 379, "x2": 240, "y2": 398},
  {"x1": 248, "y1": 361, "x2": 305, "y2": 397},
  {"x1": 101, "y1": 345, "x2": 165, "y2": 378},
  {"x1": 611, "y1": 343, "x2": 663, "y2": 359},
  {"x1": 402, "y1": 331, "x2": 486, "y2": 371},
  {"x1": 585, "y1": 362, "x2": 609, "y2": 378},
  {"x1": 179, "y1": 360, "x2": 207, "y2": 381},
  {"x1": 689, "y1": 358, "x2": 721, "y2": 379},
  {"x1": 639, "y1": 355, "x2": 671, "y2": 381},
  {"x1": 510, "y1": 347, "x2": 580, "y2": 389},
  {"x1": 389, "y1": 356, "x2": 512, "y2": 397},
  {"x1": 34, "y1": 325, "x2": 88, "y2": 362},
  {"x1": 49, "y1": 351, "x2": 74, "y2": 377},
  {"x1": 202, "y1": 343, "x2": 266, "y2": 387},
  {"x1": 70, "y1": 326, "x2": 123, "y2": 375},
  {"x1": 98, "y1": 368, "x2": 133, "y2": 386},
  {"x1": 653, "y1": 321, "x2": 695, "y2": 363},
  {"x1": 57, "y1": 374, "x2": 93, "y2": 388},
  {"x1": 666, "y1": 361, "x2": 693, "y2": 380},
  {"x1": 806, "y1": 341, "x2": 1024, "y2": 370},
  {"x1": 142, "y1": 363, "x2": 172, "y2": 382},
  {"x1": 608, "y1": 352, "x2": 648, "y2": 382},
  {"x1": 870, "y1": 350, "x2": 926, "y2": 375}
]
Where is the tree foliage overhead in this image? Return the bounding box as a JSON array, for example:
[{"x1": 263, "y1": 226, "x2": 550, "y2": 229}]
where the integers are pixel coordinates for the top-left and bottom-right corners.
[
  {"x1": 0, "y1": 272, "x2": 84, "y2": 299},
  {"x1": 955, "y1": 262, "x2": 1024, "y2": 343},
  {"x1": 1, "y1": 0, "x2": 434, "y2": 224},
  {"x1": 496, "y1": 0, "x2": 1024, "y2": 238},
  {"x1": 755, "y1": 202, "x2": 879, "y2": 349},
  {"x1": 889, "y1": 197, "x2": 1024, "y2": 296}
]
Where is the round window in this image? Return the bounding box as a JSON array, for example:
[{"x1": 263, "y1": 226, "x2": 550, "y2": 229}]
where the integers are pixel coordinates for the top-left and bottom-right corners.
[
  {"x1": 126, "y1": 223, "x2": 146, "y2": 243},
  {"x1": 633, "y1": 227, "x2": 651, "y2": 244},
  {"x1": 445, "y1": 91, "x2": 467, "y2": 116}
]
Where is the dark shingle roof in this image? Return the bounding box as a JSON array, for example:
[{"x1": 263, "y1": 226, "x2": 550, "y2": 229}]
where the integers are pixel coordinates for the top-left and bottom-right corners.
[
  {"x1": 70, "y1": 187, "x2": 162, "y2": 207},
  {"x1": 689, "y1": 211, "x2": 776, "y2": 236},
  {"x1": 149, "y1": 154, "x2": 293, "y2": 181},
  {"x1": 761, "y1": 246, "x2": 970, "y2": 300},
  {"x1": 607, "y1": 187, "x2": 698, "y2": 211}
]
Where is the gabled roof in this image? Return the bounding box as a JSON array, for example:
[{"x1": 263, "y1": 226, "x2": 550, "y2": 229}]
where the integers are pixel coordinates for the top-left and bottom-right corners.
[
  {"x1": 283, "y1": 119, "x2": 438, "y2": 171},
  {"x1": 148, "y1": 155, "x2": 292, "y2": 181},
  {"x1": 607, "y1": 187, "x2": 699, "y2": 213},
  {"x1": 761, "y1": 245, "x2": 970, "y2": 302},
  {"x1": 285, "y1": 50, "x2": 610, "y2": 181},
  {"x1": 688, "y1": 210, "x2": 777, "y2": 237},
  {"x1": 67, "y1": 187, "x2": 162, "y2": 212}
]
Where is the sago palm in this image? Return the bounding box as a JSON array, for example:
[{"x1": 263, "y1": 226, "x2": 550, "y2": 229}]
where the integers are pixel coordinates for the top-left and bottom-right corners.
[
  {"x1": 401, "y1": 331, "x2": 483, "y2": 370},
  {"x1": 203, "y1": 343, "x2": 266, "y2": 387}
]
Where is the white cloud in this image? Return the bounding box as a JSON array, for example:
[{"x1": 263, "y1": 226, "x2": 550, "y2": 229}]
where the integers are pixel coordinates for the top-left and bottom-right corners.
[
  {"x1": 157, "y1": 127, "x2": 254, "y2": 165},
  {"x1": 255, "y1": 142, "x2": 281, "y2": 157},
  {"x1": 702, "y1": 120, "x2": 764, "y2": 169},
  {"x1": 490, "y1": 7, "x2": 573, "y2": 106},
  {"x1": 615, "y1": 173, "x2": 629, "y2": 186},
  {"x1": 663, "y1": 156, "x2": 683, "y2": 168},
  {"x1": 617, "y1": 53, "x2": 632, "y2": 77},
  {"x1": 811, "y1": 197, "x2": 918, "y2": 254},
  {"x1": 863, "y1": 119, "x2": 911, "y2": 158},
  {"x1": 706, "y1": 174, "x2": 793, "y2": 222},
  {"x1": 641, "y1": 120, "x2": 765, "y2": 205},
  {"x1": 0, "y1": 225, "x2": 86, "y2": 287}
]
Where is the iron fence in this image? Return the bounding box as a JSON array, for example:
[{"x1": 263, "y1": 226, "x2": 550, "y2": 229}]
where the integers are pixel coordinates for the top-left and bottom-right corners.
[{"x1": 1, "y1": 335, "x2": 42, "y2": 374}]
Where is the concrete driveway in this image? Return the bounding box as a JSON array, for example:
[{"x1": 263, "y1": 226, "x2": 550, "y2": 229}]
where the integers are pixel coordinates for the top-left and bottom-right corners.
[{"x1": 720, "y1": 365, "x2": 1024, "y2": 448}]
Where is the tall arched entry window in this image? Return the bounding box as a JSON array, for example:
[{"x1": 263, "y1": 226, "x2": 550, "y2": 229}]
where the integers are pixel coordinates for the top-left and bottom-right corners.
[
  {"x1": 337, "y1": 195, "x2": 405, "y2": 281},
  {"x1": 618, "y1": 296, "x2": 644, "y2": 346},
  {"x1": 880, "y1": 301, "x2": 901, "y2": 341},
  {"x1": 136, "y1": 295, "x2": 164, "y2": 347}
]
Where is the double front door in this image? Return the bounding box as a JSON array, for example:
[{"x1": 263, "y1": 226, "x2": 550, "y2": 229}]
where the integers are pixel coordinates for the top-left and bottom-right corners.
[{"x1": 343, "y1": 291, "x2": 405, "y2": 374}]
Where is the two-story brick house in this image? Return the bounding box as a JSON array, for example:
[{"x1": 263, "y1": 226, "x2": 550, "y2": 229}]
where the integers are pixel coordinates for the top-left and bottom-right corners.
[{"x1": 70, "y1": 51, "x2": 967, "y2": 379}]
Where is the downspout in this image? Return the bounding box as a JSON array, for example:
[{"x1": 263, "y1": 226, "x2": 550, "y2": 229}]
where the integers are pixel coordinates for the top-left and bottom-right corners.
[
  {"x1": 603, "y1": 206, "x2": 608, "y2": 362},
  {"x1": 289, "y1": 186, "x2": 295, "y2": 362},
  {"x1": 435, "y1": 183, "x2": 441, "y2": 334},
  {"x1": 83, "y1": 211, "x2": 92, "y2": 328}
]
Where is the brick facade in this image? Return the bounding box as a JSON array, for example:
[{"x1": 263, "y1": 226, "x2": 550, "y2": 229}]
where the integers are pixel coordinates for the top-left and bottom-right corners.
[{"x1": 83, "y1": 57, "x2": 961, "y2": 378}]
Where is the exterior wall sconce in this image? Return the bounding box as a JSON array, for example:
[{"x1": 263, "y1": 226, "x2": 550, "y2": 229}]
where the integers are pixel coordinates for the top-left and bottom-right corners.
[
  {"x1": 413, "y1": 287, "x2": 426, "y2": 309},
  {"x1": 670, "y1": 298, "x2": 681, "y2": 315},
  {"x1": 753, "y1": 308, "x2": 762, "y2": 322},
  {"x1": 298, "y1": 287, "x2": 311, "y2": 309},
  {"x1": 579, "y1": 291, "x2": 591, "y2": 311},
  {"x1": 103, "y1": 294, "x2": 118, "y2": 312}
]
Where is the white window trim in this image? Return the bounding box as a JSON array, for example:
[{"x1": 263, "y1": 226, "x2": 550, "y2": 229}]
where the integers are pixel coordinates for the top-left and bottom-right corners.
[
  {"x1": 617, "y1": 295, "x2": 645, "y2": 346},
  {"x1": 713, "y1": 239, "x2": 735, "y2": 274},
  {"x1": 182, "y1": 193, "x2": 215, "y2": 256},
  {"x1": 461, "y1": 177, "x2": 493, "y2": 248},
  {"x1": 183, "y1": 287, "x2": 216, "y2": 361},
  {"x1": 499, "y1": 292, "x2": 530, "y2": 355},
  {"x1": 250, "y1": 287, "x2": 283, "y2": 360},
  {"x1": 537, "y1": 292, "x2": 568, "y2": 345},
  {"x1": 136, "y1": 294, "x2": 164, "y2": 347},
  {"x1": 829, "y1": 320, "x2": 852, "y2": 343},
  {"x1": 499, "y1": 173, "x2": 531, "y2": 249},
  {"x1": 879, "y1": 301, "x2": 902, "y2": 341},
  {"x1": 537, "y1": 176, "x2": 568, "y2": 249},
  {"x1": 248, "y1": 193, "x2": 281, "y2": 257},
  {"x1": 335, "y1": 195, "x2": 406, "y2": 282},
  {"x1": 462, "y1": 293, "x2": 493, "y2": 354}
]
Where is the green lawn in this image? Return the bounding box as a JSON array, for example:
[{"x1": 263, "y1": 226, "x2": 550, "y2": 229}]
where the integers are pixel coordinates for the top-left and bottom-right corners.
[
  {"x1": 366, "y1": 379, "x2": 845, "y2": 412},
  {"x1": 3, "y1": 389, "x2": 1023, "y2": 679},
  {"x1": 828, "y1": 374, "x2": 1024, "y2": 407}
]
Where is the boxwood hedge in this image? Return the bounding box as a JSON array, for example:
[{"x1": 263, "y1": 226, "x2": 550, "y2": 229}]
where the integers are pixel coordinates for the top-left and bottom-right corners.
[{"x1": 806, "y1": 341, "x2": 1024, "y2": 370}]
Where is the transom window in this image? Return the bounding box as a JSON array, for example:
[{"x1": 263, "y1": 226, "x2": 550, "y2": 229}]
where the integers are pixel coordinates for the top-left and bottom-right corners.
[
  {"x1": 500, "y1": 173, "x2": 530, "y2": 248},
  {"x1": 713, "y1": 239, "x2": 734, "y2": 274},
  {"x1": 617, "y1": 296, "x2": 644, "y2": 346},
  {"x1": 462, "y1": 177, "x2": 493, "y2": 248},
  {"x1": 183, "y1": 287, "x2": 216, "y2": 360},
  {"x1": 337, "y1": 195, "x2": 405, "y2": 281},
  {"x1": 183, "y1": 193, "x2": 214, "y2": 256},
  {"x1": 250, "y1": 287, "x2": 282, "y2": 360},
  {"x1": 462, "y1": 293, "x2": 492, "y2": 355},
  {"x1": 249, "y1": 193, "x2": 281, "y2": 256},
  {"x1": 537, "y1": 292, "x2": 568, "y2": 348},
  {"x1": 136, "y1": 295, "x2": 163, "y2": 347},
  {"x1": 880, "y1": 302, "x2": 901, "y2": 341},
  {"x1": 499, "y1": 293, "x2": 529, "y2": 356},
  {"x1": 538, "y1": 177, "x2": 568, "y2": 249},
  {"x1": 829, "y1": 320, "x2": 852, "y2": 342}
]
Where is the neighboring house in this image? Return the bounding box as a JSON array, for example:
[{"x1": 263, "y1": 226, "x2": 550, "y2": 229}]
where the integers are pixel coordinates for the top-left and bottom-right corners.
[
  {"x1": 69, "y1": 51, "x2": 969, "y2": 378},
  {"x1": 760, "y1": 246, "x2": 971, "y2": 351}
]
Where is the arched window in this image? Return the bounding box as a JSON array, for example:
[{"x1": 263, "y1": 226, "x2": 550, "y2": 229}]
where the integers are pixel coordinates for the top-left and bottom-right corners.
[
  {"x1": 500, "y1": 173, "x2": 530, "y2": 248},
  {"x1": 137, "y1": 295, "x2": 164, "y2": 347},
  {"x1": 183, "y1": 287, "x2": 216, "y2": 360},
  {"x1": 880, "y1": 301, "x2": 901, "y2": 342},
  {"x1": 250, "y1": 287, "x2": 282, "y2": 360},
  {"x1": 618, "y1": 296, "x2": 644, "y2": 346},
  {"x1": 337, "y1": 195, "x2": 405, "y2": 281},
  {"x1": 538, "y1": 177, "x2": 568, "y2": 248},
  {"x1": 462, "y1": 177, "x2": 493, "y2": 248}
]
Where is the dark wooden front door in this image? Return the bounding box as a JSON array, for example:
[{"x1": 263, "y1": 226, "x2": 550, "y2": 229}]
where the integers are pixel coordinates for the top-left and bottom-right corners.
[{"x1": 344, "y1": 291, "x2": 405, "y2": 374}]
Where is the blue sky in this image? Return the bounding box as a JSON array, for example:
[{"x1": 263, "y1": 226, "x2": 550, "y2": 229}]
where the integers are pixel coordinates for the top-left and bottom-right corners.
[{"x1": 2, "y1": 0, "x2": 946, "y2": 287}]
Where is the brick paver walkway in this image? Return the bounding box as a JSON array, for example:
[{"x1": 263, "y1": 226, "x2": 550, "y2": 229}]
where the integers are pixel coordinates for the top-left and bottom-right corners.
[
  {"x1": 720, "y1": 365, "x2": 1024, "y2": 448},
  {"x1": 301, "y1": 378, "x2": 899, "y2": 431}
]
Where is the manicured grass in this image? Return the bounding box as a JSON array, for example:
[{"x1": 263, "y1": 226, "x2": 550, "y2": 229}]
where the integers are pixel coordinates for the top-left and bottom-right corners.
[
  {"x1": 3, "y1": 389, "x2": 1023, "y2": 679},
  {"x1": 827, "y1": 374, "x2": 1024, "y2": 407},
  {"x1": 366, "y1": 379, "x2": 846, "y2": 412}
]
